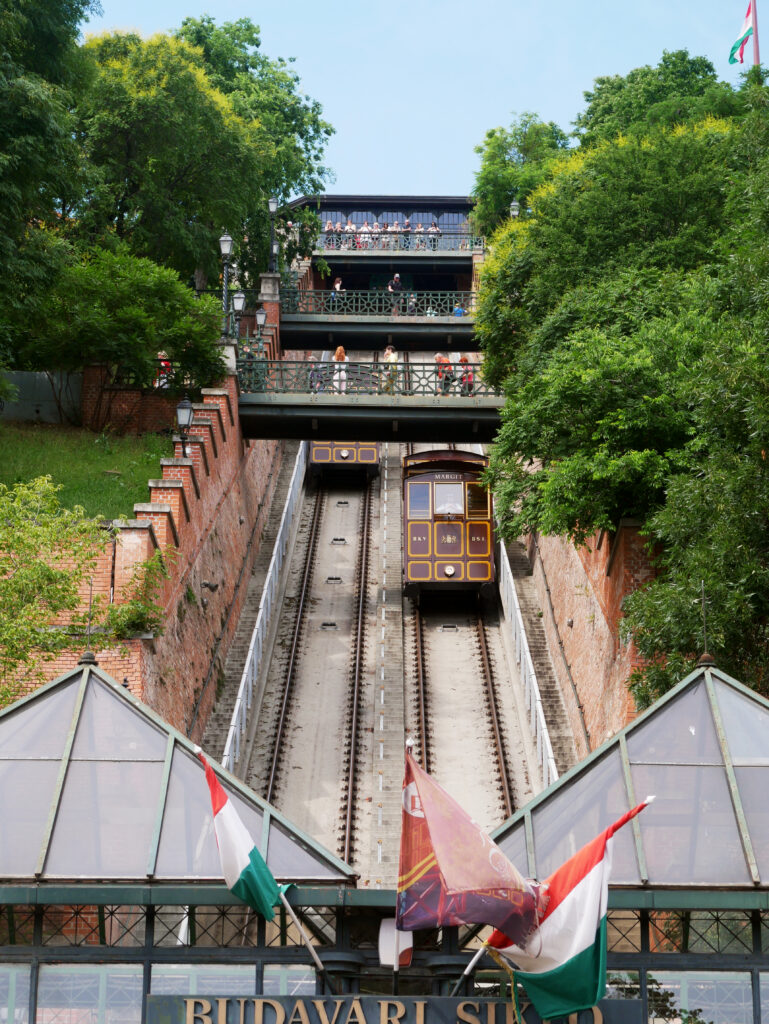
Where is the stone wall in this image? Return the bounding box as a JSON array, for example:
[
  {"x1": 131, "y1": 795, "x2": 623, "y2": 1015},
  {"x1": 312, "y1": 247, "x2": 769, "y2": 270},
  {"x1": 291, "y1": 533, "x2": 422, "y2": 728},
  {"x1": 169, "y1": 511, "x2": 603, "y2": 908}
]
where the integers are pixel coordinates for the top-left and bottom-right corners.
[
  {"x1": 526, "y1": 521, "x2": 656, "y2": 758},
  {"x1": 44, "y1": 373, "x2": 284, "y2": 741}
]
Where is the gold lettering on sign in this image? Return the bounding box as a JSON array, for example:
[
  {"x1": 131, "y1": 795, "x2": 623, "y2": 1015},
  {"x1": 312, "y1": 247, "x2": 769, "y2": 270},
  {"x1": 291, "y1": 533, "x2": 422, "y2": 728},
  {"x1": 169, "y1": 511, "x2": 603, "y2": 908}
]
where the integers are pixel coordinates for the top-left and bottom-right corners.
[
  {"x1": 379, "y1": 1001, "x2": 407, "y2": 1024},
  {"x1": 312, "y1": 1002, "x2": 346, "y2": 1024},
  {"x1": 505, "y1": 1003, "x2": 517, "y2": 1024},
  {"x1": 344, "y1": 999, "x2": 367, "y2": 1024},
  {"x1": 235, "y1": 999, "x2": 249, "y2": 1024},
  {"x1": 414, "y1": 1002, "x2": 427, "y2": 1024},
  {"x1": 456, "y1": 1002, "x2": 482, "y2": 1024},
  {"x1": 254, "y1": 1000, "x2": 287, "y2": 1024},
  {"x1": 216, "y1": 999, "x2": 229, "y2": 1024},
  {"x1": 487, "y1": 1002, "x2": 497, "y2": 1024},
  {"x1": 186, "y1": 999, "x2": 212, "y2": 1024},
  {"x1": 288, "y1": 1002, "x2": 311, "y2": 1024}
]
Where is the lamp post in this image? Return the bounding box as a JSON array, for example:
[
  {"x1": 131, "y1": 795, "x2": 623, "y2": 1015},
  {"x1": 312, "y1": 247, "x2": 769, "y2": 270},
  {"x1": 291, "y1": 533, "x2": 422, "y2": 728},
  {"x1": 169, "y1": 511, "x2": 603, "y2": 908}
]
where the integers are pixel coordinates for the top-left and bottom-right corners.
[
  {"x1": 254, "y1": 306, "x2": 268, "y2": 392},
  {"x1": 509, "y1": 200, "x2": 520, "y2": 219},
  {"x1": 219, "y1": 232, "x2": 233, "y2": 335},
  {"x1": 268, "y1": 196, "x2": 278, "y2": 272},
  {"x1": 176, "y1": 395, "x2": 194, "y2": 458},
  {"x1": 232, "y1": 290, "x2": 246, "y2": 340}
]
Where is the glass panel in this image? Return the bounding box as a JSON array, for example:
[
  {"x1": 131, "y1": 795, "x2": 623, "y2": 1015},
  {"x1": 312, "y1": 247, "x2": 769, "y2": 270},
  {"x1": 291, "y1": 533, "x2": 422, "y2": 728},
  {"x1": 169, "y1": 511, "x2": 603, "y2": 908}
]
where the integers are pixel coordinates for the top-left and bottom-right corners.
[
  {"x1": 650, "y1": 911, "x2": 753, "y2": 954},
  {"x1": 0, "y1": 681, "x2": 78, "y2": 758},
  {"x1": 734, "y1": 767, "x2": 769, "y2": 880},
  {"x1": 530, "y1": 749, "x2": 638, "y2": 881},
  {"x1": 0, "y1": 908, "x2": 35, "y2": 946},
  {"x1": 606, "y1": 971, "x2": 640, "y2": 1000},
  {"x1": 46, "y1": 761, "x2": 164, "y2": 877},
  {"x1": 760, "y1": 973, "x2": 769, "y2": 1023},
  {"x1": 626, "y1": 681, "x2": 721, "y2": 764},
  {"x1": 36, "y1": 964, "x2": 143, "y2": 1024},
  {"x1": 266, "y1": 818, "x2": 339, "y2": 880},
  {"x1": 714, "y1": 681, "x2": 769, "y2": 765},
  {"x1": 71, "y1": 681, "x2": 166, "y2": 760},
  {"x1": 607, "y1": 911, "x2": 642, "y2": 953},
  {"x1": 263, "y1": 965, "x2": 315, "y2": 996},
  {"x1": 0, "y1": 761, "x2": 60, "y2": 875},
  {"x1": 156, "y1": 748, "x2": 264, "y2": 878},
  {"x1": 434, "y1": 483, "x2": 463, "y2": 515},
  {"x1": 0, "y1": 964, "x2": 30, "y2": 1024},
  {"x1": 408, "y1": 483, "x2": 430, "y2": 519},
  {"x1": 631, "y1": 764, "x2": 750, "y2": 883},
  {"x1": 41, "y1": 907, "x2": 146, "y2": 947},
  {"x1": 466, "y1": 483, "x2": 489, "y2": 518},
  {"x1": 647, "y1": 971, "x2": 753, "y2": 1024},
  {"x1": 151, "y1": 964, "x2": 257, "y2": 994},
  {"x1": 495, "y1": 823, "x2": 529, "y2": 878}
]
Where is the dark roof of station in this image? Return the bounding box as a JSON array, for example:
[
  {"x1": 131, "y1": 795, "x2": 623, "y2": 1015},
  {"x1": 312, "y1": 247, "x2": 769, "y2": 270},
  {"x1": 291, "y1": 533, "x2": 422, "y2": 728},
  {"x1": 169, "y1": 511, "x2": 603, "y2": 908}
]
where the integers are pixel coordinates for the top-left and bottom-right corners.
[
  {"x1": 0, "y1": 659, "x2": 355, "y2": 886},
  {"x1": 493, "y1": 664, "x2": 769, "y2": 890},
  {"x1": 289, "y1": 194, "x2": 474, "y2": 210}
]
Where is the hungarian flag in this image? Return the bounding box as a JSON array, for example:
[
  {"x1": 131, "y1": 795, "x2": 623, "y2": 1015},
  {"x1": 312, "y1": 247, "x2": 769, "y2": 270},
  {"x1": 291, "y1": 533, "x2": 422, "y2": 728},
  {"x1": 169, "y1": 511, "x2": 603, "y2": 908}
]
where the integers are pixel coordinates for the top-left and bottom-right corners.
[
  {"x1": 396, "y1": 750, "x2": 538, "y2": 945},
  {"x1": 199, "y1": 752, "x2": 281, "y2": 920},
  {"x1": 730, "y1": 2, "x2": 754, "y2": 63},
  {"x1": 486, "y1": 799, "x2": 652, "y2": 1020}
]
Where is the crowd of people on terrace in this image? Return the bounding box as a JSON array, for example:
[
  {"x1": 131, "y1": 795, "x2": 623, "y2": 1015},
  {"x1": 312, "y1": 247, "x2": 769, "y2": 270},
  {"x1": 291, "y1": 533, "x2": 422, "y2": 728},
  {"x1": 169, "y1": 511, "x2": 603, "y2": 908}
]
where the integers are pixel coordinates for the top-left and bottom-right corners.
[{"x1": 324, "y1": 218, "x2": 460, "y2": 250}]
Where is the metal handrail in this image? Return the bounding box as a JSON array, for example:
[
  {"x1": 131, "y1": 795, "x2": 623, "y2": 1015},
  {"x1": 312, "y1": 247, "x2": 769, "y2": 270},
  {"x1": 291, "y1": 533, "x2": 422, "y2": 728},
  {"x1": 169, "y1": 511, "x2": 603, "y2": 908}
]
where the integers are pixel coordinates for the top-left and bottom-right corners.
[
  {"x1": 316, "y1": 230, "x2": 484, "y2": 252},
  {"x1": 221, "y1": 441, "x2": 308, "y2": 771},
  {"x1": 497, "y1": 541, "x2": 559, "y2": 788},
  {"x1": 281, "y1": 289, "x2": 476, "y2": 317},
  {"x1": 237, "y1": 359, "x2": 501, "y2": 397}
]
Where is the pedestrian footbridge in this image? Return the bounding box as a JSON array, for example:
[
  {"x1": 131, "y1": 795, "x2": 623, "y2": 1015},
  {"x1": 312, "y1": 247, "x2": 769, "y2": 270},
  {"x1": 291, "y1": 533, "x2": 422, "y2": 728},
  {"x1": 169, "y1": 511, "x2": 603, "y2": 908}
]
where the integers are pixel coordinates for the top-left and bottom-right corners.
[{"x1": 237, "y1": 359, "x2": 504, "y2": 442}]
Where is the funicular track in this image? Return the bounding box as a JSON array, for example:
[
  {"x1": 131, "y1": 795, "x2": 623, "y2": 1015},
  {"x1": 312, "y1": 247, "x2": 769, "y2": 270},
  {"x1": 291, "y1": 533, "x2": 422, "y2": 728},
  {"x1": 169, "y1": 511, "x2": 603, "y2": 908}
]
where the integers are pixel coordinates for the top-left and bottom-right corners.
[{"x1": 245, "y1": 466, "x2": 376, "y2": 865}]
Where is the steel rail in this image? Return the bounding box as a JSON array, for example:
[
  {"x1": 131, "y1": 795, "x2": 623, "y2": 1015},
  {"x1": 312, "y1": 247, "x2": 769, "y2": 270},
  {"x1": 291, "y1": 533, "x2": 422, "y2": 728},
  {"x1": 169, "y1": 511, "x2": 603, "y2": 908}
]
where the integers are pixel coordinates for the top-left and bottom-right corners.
[
  {"x1": 412, "y1": 605, "x2": 430, "y2": 773},
  {"x1": 342, "y1": 482, "x2": 372, "y2": 863},
  {"x1": 264, "y1": 487, "x2": 325, "y2": 804},
  {"x1": 475, "y1": 599, "x2": 513, "y2": 819}
]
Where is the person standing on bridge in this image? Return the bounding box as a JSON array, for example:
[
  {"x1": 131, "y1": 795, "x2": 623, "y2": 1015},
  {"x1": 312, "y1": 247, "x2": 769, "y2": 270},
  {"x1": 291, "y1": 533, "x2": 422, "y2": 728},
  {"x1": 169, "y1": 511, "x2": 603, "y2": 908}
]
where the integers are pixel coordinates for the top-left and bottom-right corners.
[
  {"x1": 388, "y1": 273, "x2": 403, "y2": 316},
  {"x1": 333, "y1": 345, "x2": 349, "y2": 393},
  {"x1": 434, "y1": 353, "x2": 455, "y2": 395},
  {"x1": 381, "y1": 344, "x2": 398, "y2": 393}
]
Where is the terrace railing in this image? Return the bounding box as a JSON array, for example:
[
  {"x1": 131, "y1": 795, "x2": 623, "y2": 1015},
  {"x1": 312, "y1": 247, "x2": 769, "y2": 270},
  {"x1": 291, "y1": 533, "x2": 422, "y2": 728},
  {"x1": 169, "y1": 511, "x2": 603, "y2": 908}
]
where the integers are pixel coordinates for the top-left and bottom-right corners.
[
  {"x1": 281, "y1": 288, "x2": 476, "y2": 318},
  {"x1": 237, "y1": 358, "x2": 502, "y2": 397},
  {"x1": 315, "y1": 230, "x2": 484, "y2": 253}
]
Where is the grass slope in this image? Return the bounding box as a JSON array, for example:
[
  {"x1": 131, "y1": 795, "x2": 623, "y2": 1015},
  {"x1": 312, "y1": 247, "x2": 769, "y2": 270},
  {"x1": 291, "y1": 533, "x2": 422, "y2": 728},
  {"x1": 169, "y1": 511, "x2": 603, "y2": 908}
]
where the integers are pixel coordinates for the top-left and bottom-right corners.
[{"x1": 0, "y1": 423, "x2": 172, "y2": 520}]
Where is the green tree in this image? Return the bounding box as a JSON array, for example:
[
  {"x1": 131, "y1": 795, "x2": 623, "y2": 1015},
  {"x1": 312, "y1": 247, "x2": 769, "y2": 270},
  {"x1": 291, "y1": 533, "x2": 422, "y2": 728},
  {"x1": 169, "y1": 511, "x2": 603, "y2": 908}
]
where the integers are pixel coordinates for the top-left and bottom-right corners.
[
  {"x1": 175, "y1": 16, "x2": 332, "y2": 283},
  {"x1": 0, "y1": 476, "x2": 108, "y2": 704},
  {"x1": 25, "y1": 245, "x2": 225, "y2": 393},
  {"x1": 574, "y1": 49, "x2": 741, "y2": 145},
  {"x1": 472, "y1": 112, "x2": 569, "y2": 235},
  {"x1": 73, "y1": 32, "x2": 267, "y2": 284}
]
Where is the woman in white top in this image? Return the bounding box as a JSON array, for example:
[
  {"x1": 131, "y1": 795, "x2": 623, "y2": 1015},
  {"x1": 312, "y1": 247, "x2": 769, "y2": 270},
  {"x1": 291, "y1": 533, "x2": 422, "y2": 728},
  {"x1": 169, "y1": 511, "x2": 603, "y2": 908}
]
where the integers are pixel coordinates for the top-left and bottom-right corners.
[
  {"x1": 333, "y1": 345, "x2": 349, "y2": 393},
  {"x1": 344, "y1": 219, "x2": 355, "y2": 249},
  {"x1": 371, "y1": 221, "x2": 382, "y2": 248},
  {"x1": 414, "y1": 222, "x2": 425, "y2": 249},
  {"x1": 359, "y1": 220, "x2": 371, "y2": 249}
]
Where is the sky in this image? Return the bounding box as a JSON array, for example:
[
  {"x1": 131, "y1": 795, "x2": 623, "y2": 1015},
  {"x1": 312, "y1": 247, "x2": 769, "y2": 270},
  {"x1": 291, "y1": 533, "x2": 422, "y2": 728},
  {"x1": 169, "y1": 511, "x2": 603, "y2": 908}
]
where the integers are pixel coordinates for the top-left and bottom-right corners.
[{"x1": 82, "y1": 0, "x2": 755, "y2": 197}]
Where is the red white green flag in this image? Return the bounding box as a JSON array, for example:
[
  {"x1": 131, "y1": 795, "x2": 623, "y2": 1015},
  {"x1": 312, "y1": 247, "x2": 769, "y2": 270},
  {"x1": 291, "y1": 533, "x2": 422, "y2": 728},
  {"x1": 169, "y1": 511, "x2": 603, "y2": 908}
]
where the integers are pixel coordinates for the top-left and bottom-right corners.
[
  {"x1": 730, "y1": 3, "x2": 755, "y2": 63},
  {"x1": 486, "y1": 799, "x2": 652, "y2": 1020},
  {"x1": 199, "y1": 752, "x2": 281, "y2": 920},
  {"x1": 396, "y1": 749, "x2": 538, "y2": 945}
]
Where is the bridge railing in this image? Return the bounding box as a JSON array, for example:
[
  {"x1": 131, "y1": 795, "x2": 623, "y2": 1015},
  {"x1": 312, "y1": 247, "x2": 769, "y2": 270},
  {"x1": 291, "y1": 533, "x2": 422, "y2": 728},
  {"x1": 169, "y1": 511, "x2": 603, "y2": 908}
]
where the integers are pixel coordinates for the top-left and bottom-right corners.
[
  {"x1": 315, "y1": 230, "x2": 484, "y2": 253},
  {"x1": 282, "y1": 289, "x2": 476, "y2": 317},
  {"x1": 497, "y1": 541, "x2": 559, "y2": 788},
  {"x1": 222, "y1": 441, "x2": 308, "y2": 772},
  {"x1": 237, "y1": 359, "x2": 503, "y2": 397}
]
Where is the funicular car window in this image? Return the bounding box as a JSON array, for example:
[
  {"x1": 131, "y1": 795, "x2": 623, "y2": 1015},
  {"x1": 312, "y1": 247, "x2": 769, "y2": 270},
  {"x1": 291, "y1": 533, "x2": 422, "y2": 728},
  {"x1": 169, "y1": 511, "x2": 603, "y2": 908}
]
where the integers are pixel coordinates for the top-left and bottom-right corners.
[
  {"x1": 466, "y1": 483, "x2": 489, "y2": 518},
  {"x1": 408, "y1": 482, "x2": 431, "y2": 518},
  {"x1": 434, "y1": 483, "x2": 464, "y2": 515}
]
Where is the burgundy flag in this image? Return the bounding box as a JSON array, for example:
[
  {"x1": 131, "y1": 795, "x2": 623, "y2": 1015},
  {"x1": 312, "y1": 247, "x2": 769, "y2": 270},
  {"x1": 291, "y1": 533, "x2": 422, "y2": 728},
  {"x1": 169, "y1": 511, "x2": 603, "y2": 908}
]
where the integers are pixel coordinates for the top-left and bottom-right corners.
[{"x1": 396, "y1": 750, "x2": 538, "y2": 945}]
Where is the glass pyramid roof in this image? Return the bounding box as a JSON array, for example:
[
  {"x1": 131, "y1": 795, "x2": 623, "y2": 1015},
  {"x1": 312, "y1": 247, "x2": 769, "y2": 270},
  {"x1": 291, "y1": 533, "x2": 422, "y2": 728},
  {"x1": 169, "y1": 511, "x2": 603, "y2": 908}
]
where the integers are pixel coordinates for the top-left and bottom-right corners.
[
  {"x1": 0, "y1": 660, "x2": 355, "y2": 884},
  {"x1": 493, "y1": 665, "x2": 769, "y2": 888}
]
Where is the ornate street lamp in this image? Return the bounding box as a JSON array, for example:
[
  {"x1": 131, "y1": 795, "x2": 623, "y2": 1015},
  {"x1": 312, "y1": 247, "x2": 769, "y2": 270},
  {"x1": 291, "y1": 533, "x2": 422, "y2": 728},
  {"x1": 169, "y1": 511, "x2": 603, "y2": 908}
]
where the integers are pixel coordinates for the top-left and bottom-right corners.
[
  {"x1": 176, "y1": 395, "x2": 194, "y2": 458},
  {"x1": 268, "y1": 197, "x2": 278, "y2": 272},
  {"x1": 232, "y1": 290, "x2": 246, "y2": 340},
  {"x1": 253, "y1": 306, "x2": 268, "y2": 392},
  {"x1": 219, "y1": 232, "x2": 233, "y2": 335},
  {"x1": 509, "y1": 200, "x2": 520, "y2": 219}
]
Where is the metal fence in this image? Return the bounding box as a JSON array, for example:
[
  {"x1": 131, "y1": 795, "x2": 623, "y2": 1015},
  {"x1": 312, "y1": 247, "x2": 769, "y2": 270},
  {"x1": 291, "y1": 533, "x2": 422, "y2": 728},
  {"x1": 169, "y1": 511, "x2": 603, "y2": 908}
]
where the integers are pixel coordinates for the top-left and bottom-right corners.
[
  {"x1": 315, "y1": 230, "x2": 484, "y2": 252},
  {"x1": 237, "y1": 359, "x2": 502, "y2": 397},
  {"x1": 282, "y1": 289, "x2": 476, "y2": 317},
  {"x1": 221, "y1": 441, "x2": 308, "y2": 771},
  {"x1": 497, "y1": 541, "x2": 559, "y2": 788}
]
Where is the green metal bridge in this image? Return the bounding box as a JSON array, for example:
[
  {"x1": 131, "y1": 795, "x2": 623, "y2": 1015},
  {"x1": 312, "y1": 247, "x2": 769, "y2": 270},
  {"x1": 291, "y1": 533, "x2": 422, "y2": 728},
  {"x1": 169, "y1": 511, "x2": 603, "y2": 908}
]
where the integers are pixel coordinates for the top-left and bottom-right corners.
[{"x1": 237, "y1": 359, "x2": 505, "y2": 442}]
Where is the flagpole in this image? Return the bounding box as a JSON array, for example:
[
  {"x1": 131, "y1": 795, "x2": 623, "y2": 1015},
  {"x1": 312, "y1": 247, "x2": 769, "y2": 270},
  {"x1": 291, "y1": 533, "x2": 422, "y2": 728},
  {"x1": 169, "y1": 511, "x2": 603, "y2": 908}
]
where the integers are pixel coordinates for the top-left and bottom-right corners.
[
  {"x1": 392, "y1": 926, "x2": 400, "y2": 995},
  {"x1": 278, "y1": 890, "x2": 339, "y2": 995},
  {"x1": 449, "y1": 946, "x2": 486, "y2": 998},
  {"x1": 753, "y1": 0, "x2": 761, "y2": 65}
]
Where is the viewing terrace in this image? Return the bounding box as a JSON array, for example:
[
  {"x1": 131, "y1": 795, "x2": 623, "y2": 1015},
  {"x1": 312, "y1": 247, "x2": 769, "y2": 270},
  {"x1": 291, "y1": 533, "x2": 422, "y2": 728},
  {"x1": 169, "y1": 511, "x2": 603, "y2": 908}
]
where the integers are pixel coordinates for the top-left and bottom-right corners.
[{"x1": 315, "y1": 229, "x2": 484, "y2": 255}]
